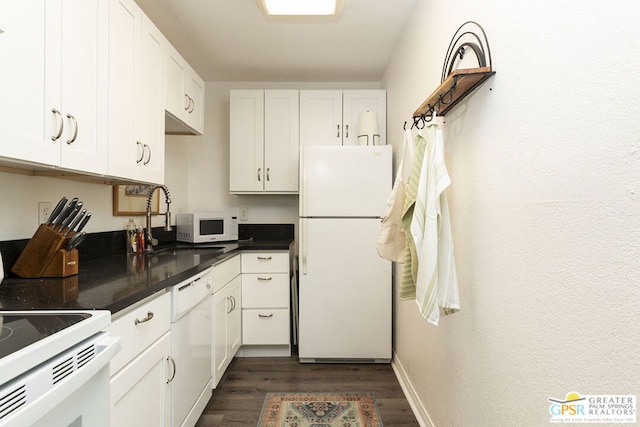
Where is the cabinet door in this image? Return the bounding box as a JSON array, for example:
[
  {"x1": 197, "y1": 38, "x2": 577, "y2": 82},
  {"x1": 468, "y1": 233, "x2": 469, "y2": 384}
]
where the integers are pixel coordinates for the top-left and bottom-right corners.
[
  {"x1": 56, "y1": 0, "x2": 108, "y2": 174},
  {"x1": 0, "y1": 0, "x2": 107, "y2": 172},
  {"x1": 0, "y1": 1, "x2": 57, "y2": 165},
  {"x1": 138, "y1": 14, "x2": 166, "y2": 184},
  {"x1": 264, "y1": 90, "x2": 299, "y2": 192},
  {"x1": 228, "y1": 275, "x2": 243, "y2": 357},
  {"x1": 107, "y1": 0, "x2": 140, "y2": 181},
  {"x1": 299, "y1": 90, "x2": 342, "y2": 146},
  {"x1": 342, "y1": 90, "x2": 387, "y2": 147},
  {"x1": 186, "y1": 70, "x2": 205, "y2": 135},
  {"x1": 110, "y1": 332, "x2": 171, "y2": 427},
  {"x1": 212, "y1": 287, "x2": 230, "y2": 388},
  {"x1": 230, "y1": 90, "x2": 264, "y2": 192},
  {"x1": 165, "y1": 43, "x2": 189, "y2": 124}
]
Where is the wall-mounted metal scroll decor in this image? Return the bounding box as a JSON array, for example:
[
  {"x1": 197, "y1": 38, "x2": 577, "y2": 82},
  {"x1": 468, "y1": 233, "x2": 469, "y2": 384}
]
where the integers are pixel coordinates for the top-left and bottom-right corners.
[{"x1": 411, "y1": 21, "x2": 496, "y2": 127}]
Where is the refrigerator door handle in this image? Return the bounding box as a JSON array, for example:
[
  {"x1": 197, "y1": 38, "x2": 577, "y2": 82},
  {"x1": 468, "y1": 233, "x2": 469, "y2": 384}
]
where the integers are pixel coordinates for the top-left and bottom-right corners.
[
  {"x1": 299, "y1": 146, "x2": 306, "y2": 217},
  {"x1": 301, "y1": 219, "x2": 307, "y2": 275}
]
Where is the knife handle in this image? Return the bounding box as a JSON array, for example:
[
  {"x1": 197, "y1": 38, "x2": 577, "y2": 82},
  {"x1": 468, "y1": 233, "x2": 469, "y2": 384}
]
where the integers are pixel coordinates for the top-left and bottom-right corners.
[
  {"x1": 60, "y1": 203, "x2": 82, "y2": 232},
  {"x1": 76, "y1": 212, "x2": 91, "y2": 232},
  {"x1": 46, "y1": 197, "x2": 68, "y2": 225},
  {"x1": 54, "y1": 197, "x2": 78, "y2": 230},
  {"x1": 64, "y1": 208, "x2": 87, "y2": 237}
]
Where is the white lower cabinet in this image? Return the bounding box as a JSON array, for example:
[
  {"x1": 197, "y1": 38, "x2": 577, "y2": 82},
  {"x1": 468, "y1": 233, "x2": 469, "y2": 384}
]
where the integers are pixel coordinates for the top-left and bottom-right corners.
[
  {"x1": 107, "y1": 292, "x2": 172, "y2": 426},
  {"x1": 110, "y1": 332, "x2": 171, "y2": 426},
  {"x1": 239, "y1": 251, "x2": 291, "y2": 357},
  {"x1": 211, "y1": 254, "x2": 242, "y2": 388}
]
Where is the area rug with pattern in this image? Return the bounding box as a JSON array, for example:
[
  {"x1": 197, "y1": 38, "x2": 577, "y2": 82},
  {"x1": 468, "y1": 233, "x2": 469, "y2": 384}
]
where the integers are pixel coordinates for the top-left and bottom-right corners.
[{"x1": 257, "y1": 392, "x2": 383, "y2": 427}]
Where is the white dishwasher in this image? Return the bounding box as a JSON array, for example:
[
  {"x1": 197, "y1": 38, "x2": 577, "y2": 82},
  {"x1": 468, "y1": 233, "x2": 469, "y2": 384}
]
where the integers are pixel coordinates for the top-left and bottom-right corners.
[{"x1": 170, "y1": 267, "x2": 214, "y2": 427}]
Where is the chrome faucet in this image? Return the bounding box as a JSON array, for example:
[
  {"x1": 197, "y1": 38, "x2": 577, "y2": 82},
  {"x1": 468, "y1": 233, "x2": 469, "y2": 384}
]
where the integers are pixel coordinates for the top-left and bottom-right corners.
[{"x1": 145, "y1": 184, "x2": 172, "y2": 251}]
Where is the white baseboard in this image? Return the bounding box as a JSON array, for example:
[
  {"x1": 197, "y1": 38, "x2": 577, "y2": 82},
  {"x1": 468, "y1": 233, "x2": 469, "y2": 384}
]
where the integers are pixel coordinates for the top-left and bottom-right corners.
[{"x1": 391, "y1": 351, "x2": 435, "y2": 427}]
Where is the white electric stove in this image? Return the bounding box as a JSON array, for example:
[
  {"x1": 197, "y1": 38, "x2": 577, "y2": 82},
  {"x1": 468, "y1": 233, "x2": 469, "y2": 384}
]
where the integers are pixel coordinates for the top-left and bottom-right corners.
[{"x1": 0, "y1": 310, "x2": 120, "y2": 427}]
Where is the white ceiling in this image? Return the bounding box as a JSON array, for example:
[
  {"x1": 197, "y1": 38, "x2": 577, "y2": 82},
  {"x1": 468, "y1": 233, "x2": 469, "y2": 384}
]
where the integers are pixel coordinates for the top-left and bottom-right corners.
[{"x1": 134, "y1": 0, "x2": 421, "y2": 82}]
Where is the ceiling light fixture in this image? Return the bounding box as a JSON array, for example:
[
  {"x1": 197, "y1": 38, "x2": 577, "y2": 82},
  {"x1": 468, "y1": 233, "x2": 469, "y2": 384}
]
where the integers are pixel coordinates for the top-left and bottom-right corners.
[{"x1": 259, "y1": 0, "x2": 342, "y2": 16}]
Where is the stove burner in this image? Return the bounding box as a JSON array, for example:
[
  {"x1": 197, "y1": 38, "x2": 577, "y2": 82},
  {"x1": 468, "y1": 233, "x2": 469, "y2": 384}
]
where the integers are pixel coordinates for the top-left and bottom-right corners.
[
  {"x1": 0, "y1": 325, "x2": 14, "y2": 344},
  {"x1": 0, "y1": 313, "x2": 91, "y2": 360}
]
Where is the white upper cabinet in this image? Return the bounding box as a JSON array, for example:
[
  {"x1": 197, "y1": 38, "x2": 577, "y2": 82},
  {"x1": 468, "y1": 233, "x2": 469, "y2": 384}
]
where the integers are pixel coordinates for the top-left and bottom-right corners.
[
  {"x1": 343, "y1": 91, "x2": 387, "y2": 147},
  {"x1": 0, "y1": 2, "x2": 56, "y2": 165},
  {"x1": 108, "y1": 0, "x2": 165, "y2": 184},
  {"x1": 165, "y1": 43, "x2": 205, "y2": 135},
  {"x1": 0, "y1": 0, "x2": 108, "y2": 174},
  {"x1": 299, "y1": 90, "x2": 386, "y2": 147},
  {"x1": 230, "y1": 90, "x2": 299, "y2": 194},
  {"x1": 299, "y1": 90, "x2": 342, "y2": 146}
]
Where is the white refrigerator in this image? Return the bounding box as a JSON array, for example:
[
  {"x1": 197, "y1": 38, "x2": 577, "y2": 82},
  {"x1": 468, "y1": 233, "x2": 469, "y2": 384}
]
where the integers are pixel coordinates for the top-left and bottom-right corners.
[{"x1": 298, "y1": 145, "x2": 392, "y2": 362}]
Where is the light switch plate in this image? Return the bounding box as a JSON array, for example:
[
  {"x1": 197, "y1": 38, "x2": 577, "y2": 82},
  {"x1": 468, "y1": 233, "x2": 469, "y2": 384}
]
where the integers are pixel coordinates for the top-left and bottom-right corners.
[{"x1": 239, "y1": 207, "x2": 249, "y2": 221}]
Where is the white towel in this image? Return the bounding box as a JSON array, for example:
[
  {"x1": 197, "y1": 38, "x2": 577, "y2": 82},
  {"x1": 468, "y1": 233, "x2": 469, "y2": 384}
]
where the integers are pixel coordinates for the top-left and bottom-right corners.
[
  {"x1": 410, "y1": 120, "x2": 460, "y2": 325},
  {"x1": 377, "y1": 128, "x2": 414, "y2": 262}
]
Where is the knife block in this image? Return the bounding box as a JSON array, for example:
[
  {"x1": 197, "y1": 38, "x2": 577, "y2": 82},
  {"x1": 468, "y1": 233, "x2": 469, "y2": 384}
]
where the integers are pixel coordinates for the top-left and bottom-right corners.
[
  {"x1": 11, "y1": 224, "x2": 78, "y2": 278},
  {"x1": 41, "y1": 249, "x2": 79, "y2": 278}
]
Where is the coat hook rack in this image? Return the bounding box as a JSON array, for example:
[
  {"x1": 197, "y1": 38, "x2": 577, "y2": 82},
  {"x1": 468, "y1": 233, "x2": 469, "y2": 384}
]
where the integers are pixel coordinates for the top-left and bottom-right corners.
[{"x1": 412, "y1": 21, "x2": 496, "y2": 123}]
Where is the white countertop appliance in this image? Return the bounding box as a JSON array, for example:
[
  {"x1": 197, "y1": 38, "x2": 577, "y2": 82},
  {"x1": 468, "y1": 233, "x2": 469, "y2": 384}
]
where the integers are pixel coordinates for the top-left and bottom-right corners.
[
  {"x1": 298, "y1": 145, "x2": 392, "y2": 362},
  {"x1": 170, "y1": 268, "x2": 213, "y2": 427},
  {"x1": 0, "y1": 310, "x2": 120, "y2": 427},
  {"x1": 176, "y1": 212, "x2": 238, "y2": 244}
]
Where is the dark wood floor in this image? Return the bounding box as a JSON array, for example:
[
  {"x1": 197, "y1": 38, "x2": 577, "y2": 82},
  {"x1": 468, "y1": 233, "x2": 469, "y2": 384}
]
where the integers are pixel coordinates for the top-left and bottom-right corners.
[{"x1": 195, "y1": 356, "x2": 420, "y2": 426}]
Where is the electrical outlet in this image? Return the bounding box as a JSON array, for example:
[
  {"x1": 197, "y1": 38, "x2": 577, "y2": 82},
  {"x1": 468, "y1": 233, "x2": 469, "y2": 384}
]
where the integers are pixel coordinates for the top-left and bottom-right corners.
[
  {"x1": 39, "y1": 201, "x2": 53, "y2": 224},
  {"x1": 239, "y1": 207, "x2": 249, "y2": 221}
]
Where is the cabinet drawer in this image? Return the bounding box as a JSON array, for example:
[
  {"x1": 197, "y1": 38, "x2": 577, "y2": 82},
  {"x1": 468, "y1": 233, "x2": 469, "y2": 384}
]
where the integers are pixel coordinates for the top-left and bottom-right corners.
[
  {"x1": 241, "y1": 251, "x2": 289, "y2": 273},
  {"x1": 242, "y1": 308, "x2": 289, "y2": 345},
  {"x1": 241, "y1": 273, "x2": 289, "y2": 308},
  {"x1": 107, "y1": 292, "x2": 171, "y2": 375},
  {"x1": 213, "y1": 254, "x2": 240, "y2": 293}
]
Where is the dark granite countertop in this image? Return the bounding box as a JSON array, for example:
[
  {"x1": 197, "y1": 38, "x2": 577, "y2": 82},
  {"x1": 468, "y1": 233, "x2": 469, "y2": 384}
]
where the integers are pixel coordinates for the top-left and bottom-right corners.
[{"x1": 0, "y1": 239, "x2": 293, "y2": 315}]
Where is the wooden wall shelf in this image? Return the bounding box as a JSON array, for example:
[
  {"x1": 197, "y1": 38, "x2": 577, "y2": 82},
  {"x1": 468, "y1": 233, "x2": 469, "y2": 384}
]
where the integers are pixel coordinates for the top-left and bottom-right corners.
[{"x1": 413, "y1": 67, "x2": 495, "y2": 117}]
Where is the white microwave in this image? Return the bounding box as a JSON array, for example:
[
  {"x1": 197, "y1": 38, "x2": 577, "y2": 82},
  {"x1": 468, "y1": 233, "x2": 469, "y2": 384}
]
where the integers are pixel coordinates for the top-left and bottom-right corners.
[{"x1": 176, "y1": 212, "x2": 239, "y2": 243}]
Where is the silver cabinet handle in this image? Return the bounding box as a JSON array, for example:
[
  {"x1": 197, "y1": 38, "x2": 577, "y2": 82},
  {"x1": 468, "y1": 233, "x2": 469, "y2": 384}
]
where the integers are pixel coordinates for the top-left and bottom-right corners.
[
  {"x1": 65, "y1": 113, "x2": 78, "y2": 144},
  {"x1": 136, "y1": 141, "x2": 144, "y2": 163},
  {"x1": 266, "y1": 167, "x2": 270, "y2": 181},
  {"x1": 258, "y1": 313, "x2": 274, "y2": 318},
  {"x1": 166, "y1": 356, "x2": 176, "y2": 384},
  {"x1": 184, "y1": 94, "x2": 190, "y2": 111},
  {"x1": 134, "y1": 311, "x2": 154, "y2": 325},
  {"x1": 143, "y1": 144, "x2": 151, "y2": 165},
  {"x1": 257, "y1": 276, "x2": 272, "y2": 281},
  {"x1": 336, "y1": 124, "x2": 340, "y2": 138},
  {"x1": 227, "y1": 295, "x2": 237, "y2": 314},
  {"x1": 257, "y1": 256, "x2": 272, "y2": 261},
  {"x1": 51, "y1": 108, "x2": 64, "y2": 141},
  {"x1": 345, "y1": 124, "x2": 349, "y2": 138},
  {"x1": 257, "y1": 168, "x2": 262, "y2": 181},
  {"x1": 188, "y1": 96, "x2": 194, "y2": 113}
]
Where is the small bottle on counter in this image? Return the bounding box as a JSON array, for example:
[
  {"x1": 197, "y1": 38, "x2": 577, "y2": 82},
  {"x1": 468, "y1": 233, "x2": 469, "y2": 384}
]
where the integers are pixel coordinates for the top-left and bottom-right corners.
[
  {"x1": 126, "y1": 219, "x2": 137, "y2": 254},
  {"x1": 135, "y1": 227, "x2": 145, "y2": 254}
]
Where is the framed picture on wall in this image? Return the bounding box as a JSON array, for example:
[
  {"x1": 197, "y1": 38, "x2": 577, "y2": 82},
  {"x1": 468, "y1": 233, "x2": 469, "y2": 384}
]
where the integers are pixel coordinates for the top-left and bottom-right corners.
[{"x1": 112, "y1": 185, "x2": 160, "y2": 216}]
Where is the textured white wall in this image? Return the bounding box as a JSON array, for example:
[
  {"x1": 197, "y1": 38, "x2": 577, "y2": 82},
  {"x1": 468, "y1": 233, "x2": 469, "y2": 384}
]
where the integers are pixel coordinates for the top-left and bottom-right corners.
[{"x1": 384, "y1": 1, "x2": 640, "y2": 425}]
